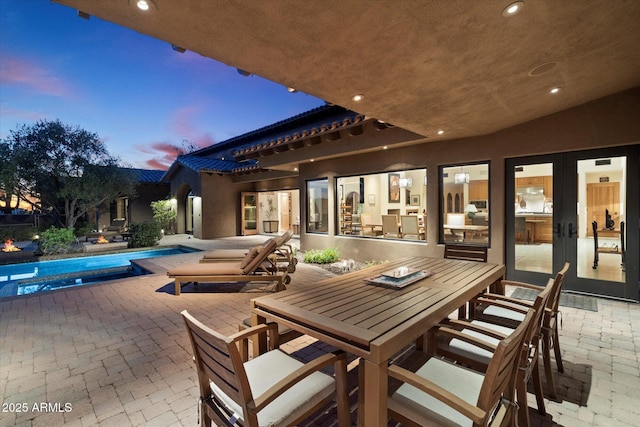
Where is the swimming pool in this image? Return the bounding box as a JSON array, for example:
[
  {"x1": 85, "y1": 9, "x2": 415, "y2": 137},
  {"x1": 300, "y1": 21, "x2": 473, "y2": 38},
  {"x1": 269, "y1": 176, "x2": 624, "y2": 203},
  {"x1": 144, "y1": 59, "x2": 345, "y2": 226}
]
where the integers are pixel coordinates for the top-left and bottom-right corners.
[{"x1": 0, "y1": 246, "x2": 198, "y2": 297}]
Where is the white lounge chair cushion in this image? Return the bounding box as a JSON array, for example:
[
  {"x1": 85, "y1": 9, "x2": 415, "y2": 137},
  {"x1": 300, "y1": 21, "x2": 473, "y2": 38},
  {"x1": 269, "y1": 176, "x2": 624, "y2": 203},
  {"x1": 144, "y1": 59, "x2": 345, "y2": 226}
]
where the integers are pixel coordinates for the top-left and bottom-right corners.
[
  {"x1": 389, "y1": 357, "x2": 484, "y2": 427},
  {"x1": 209, "y1": 349, "x2": 334, "y2": 427}
]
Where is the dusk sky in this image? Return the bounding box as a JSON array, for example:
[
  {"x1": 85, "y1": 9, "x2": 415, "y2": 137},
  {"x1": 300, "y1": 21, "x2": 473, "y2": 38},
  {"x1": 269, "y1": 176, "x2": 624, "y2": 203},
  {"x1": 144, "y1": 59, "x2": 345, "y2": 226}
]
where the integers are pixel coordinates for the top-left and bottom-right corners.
[{"x1": 0, "y1": 0, "x2": 326, "y2": 170}]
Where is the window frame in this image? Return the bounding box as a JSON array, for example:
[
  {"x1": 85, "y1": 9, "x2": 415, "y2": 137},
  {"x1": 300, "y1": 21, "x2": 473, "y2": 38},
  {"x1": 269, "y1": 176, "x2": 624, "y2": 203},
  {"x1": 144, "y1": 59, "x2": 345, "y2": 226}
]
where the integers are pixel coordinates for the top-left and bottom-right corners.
[
  {"x1": 439, "y1": 162, "x2": 491, "y2": 246},
  {"x1": 335, "y1": 168, "x2": 427, "y2": 241}
]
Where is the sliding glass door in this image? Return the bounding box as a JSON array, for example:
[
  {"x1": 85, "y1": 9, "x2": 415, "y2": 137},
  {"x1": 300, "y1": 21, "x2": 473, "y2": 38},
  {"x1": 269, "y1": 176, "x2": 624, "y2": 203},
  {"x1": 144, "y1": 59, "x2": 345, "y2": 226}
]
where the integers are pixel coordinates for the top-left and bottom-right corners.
[{"x1": 506, "y1": 145, "x2": 639, "y2": 301}]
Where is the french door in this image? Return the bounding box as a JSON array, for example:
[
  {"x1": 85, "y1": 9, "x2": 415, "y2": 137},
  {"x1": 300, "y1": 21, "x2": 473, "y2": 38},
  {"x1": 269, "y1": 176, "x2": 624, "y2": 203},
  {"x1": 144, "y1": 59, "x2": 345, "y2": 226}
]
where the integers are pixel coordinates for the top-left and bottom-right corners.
[{"x1": 506, "y1": 145, "x2": 639, "y2": 301}]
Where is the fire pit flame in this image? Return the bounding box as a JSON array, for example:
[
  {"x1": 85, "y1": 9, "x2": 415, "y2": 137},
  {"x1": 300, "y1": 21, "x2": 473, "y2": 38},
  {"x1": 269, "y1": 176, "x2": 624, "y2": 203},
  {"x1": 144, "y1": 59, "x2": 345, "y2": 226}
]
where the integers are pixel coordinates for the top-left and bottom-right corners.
[
  {"x1": 95, "y1": 235, "x2": 109, "y2": 244},
  {"x1": 2, "y1": 239, "x2": 22, "y2": 252}
]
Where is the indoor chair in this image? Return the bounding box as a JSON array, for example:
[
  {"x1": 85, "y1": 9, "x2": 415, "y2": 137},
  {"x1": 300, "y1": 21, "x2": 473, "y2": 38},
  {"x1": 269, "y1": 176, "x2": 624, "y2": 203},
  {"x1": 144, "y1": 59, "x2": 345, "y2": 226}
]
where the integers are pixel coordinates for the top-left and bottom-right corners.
[
  {"x1": 359, "y1": 213, "x2": 383, "y2": 237},
  {"x1": 382, "y1": 214, "x2": 400, "y2": 238},
  {"x1": 400, "y1": 215, "x2": 425, "y2": 240}
]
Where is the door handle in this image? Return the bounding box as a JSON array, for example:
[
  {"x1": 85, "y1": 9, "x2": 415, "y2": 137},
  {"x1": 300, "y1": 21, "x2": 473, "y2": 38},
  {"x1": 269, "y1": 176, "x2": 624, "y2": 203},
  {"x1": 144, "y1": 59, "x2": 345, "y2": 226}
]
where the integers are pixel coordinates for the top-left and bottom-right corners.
[
  {"x1": 556, "y1": 222, "x2": 563, "y2": 237},
  {"x1": 568, "y1": 223, "x2": 575, "y2": 238}
]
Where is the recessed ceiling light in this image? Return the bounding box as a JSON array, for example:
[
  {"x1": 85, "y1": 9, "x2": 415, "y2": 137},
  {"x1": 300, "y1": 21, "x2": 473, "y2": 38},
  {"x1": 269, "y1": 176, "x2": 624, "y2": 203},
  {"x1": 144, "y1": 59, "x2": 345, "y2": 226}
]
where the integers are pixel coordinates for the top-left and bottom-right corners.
[
  {"x1": 549, "y1": 87, "x2": 561, "y2": 94},
  {"x1": 294, "y1": 167, "x2": 298, "y2": 171},
  {"x1": 352, "y1": 94, "x2": 364, "y2": 102},
  {"x1": 437, "y1": 130, "x2": 445, "y2": 135},
  {"x1": 286, "y1": 87, "x2": 297, "y2": 93},
  {"x1": 502, "y1": 1, "x2": 523, "y2": 17},
  {"x1": 310, "y1": 159, "x2": 314, "y2": 162},
  {"x1": 130, "y1": 0, "x2": 156, "y2": 11},
  {"x1": 383, "y1": 146, "x2": 388, "y2": 150}
]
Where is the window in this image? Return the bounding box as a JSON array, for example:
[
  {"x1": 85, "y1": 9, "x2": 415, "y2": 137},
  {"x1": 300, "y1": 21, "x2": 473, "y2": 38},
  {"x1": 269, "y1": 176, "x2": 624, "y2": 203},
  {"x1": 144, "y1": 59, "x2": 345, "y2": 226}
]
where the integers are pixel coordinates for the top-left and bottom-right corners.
[
  {"x1": 306, "y1": 179, "x2": 328, "y2": 233},
  {"x1": 440, "y1": 163, "x2": 489, "y2": 245},
  {"x1": 336, "y1": 169, "x2": 427, "y2": 241}
]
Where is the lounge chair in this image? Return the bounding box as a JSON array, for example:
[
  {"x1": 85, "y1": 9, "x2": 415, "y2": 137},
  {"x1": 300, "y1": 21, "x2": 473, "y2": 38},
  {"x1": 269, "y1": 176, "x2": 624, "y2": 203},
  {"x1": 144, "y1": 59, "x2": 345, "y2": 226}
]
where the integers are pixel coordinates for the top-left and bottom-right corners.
[
  {"x1": 167, "y1": 238, "x2": 289, "y2": 295},
  {"x1": 200, "y1": 230, "x2": 297, "y2": 273}
]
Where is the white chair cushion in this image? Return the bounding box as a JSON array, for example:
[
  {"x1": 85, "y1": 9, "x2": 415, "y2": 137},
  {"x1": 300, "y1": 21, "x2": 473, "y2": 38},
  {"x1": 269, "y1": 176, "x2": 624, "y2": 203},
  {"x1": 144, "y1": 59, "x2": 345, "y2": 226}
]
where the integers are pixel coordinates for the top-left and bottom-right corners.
[
  {"x1": 482, "y1": 305, "x2": 526, "y2": 322},
  {"x1": 445, "y1": 321, "x2": 515, "y2": 366},
  {"x1": 389, "y1": 357, "x2": 484, "y2": 427},
  {"x1": 209, "y1": 349, "x2": 334, "y2": 427}
]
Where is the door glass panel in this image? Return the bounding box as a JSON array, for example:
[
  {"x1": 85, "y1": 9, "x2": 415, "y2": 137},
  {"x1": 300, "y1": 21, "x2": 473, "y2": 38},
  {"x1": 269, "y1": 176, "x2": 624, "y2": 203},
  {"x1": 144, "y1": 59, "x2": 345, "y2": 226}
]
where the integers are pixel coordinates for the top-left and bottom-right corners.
[
  {"x1": 577, "y1": 156, "x2": 626, "y2": 283},
  {"x1": 307, "y1": 179, "x2": 328, "y2": 233},
  {"x1": 514, "y1": 163, "x2": 553, "y2": 274},
  {"x1": 243, "y1": 193, "x2": 257, "y2": 232}
]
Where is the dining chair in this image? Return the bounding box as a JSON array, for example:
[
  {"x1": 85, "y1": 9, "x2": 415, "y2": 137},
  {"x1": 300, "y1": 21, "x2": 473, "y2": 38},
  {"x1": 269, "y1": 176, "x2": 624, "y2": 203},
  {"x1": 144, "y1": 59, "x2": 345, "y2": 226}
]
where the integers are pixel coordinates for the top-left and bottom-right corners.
[
  {"x1": 472, "y1": 262, "x2": 570, "y2": 399},
  {"x1": 387, "y1": 309, "x2": 535, "y2": 427},
  {"x1": 360, "y1": 213, "x2": 383, "y2": 237},
  {"x1": 445, "y1": 213, "x2": 466, "y2": 242},
  {"x1": 444, "y1": 244, "x2": 488, "y2": 262},
  {"x1": 443, "y1": 243, "x2": 488, "y2": 318},
  {"x1": 181, "y1": 310, "x2": 351, "y2": 427},
  {"x1": 382, "y1": 214, "x2": 400, "y2": 238},
  {"x1": 400, "y1": 215, "x2": 425, "y2": 240},
  {"x1": 431, "y1": 278, "x2": 553, "y2": 427}
]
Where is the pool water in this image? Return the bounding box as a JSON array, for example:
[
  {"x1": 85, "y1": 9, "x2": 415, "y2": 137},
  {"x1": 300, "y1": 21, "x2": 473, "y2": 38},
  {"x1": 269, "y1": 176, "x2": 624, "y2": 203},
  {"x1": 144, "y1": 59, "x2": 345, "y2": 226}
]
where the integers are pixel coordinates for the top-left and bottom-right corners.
[{"x1": 0, "y1": 246, "x2": 198, "y2": 297}]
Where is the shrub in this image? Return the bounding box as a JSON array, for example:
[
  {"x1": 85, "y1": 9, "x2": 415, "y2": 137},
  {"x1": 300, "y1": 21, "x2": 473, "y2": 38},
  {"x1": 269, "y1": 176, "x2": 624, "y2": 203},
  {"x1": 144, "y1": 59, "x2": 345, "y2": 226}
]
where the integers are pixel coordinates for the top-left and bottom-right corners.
[
  {"x1": 303, "y1": 247, "x2": 339, "y2": 264},
  {"x1": 151, "y1": 200, "x2": 176, "y2": 234},
  {"x1": 39, "y1": 226, "x2": 76, "y2": 255},
  {"x1": 74, "y1": 223, "x2": 94, "y2": 238},
  {"x1": 128, "y1": 222, "x2": 162, "y2": 248}
]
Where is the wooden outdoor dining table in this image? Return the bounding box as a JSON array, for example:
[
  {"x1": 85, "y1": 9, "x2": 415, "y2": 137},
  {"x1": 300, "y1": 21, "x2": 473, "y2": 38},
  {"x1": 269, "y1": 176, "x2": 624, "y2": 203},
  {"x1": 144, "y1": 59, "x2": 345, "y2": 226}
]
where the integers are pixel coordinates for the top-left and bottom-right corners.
[{"x1": 250, "y1": 256, "x2": 504, "y2": 426}]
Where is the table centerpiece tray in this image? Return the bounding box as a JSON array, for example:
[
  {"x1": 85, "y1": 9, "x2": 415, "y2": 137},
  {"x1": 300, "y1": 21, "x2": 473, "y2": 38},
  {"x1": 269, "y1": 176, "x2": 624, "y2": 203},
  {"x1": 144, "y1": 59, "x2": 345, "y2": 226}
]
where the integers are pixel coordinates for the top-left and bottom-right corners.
[{"x1": 366, "y1": 267, "x2": 432, "y2": 289}]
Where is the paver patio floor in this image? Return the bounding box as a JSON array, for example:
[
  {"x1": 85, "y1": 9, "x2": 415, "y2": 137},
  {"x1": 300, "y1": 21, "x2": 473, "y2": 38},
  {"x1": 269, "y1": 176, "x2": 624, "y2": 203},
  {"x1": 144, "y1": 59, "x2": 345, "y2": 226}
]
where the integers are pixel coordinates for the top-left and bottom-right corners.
[{"x1": 1, "y1": 235, "x2": 639, "y2": 426}]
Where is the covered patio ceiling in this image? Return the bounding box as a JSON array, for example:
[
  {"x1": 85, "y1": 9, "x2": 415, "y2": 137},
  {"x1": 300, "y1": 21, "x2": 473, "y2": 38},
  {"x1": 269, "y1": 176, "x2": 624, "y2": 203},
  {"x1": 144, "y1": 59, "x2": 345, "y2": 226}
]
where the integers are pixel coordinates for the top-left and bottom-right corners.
[{"x1": 53, "y1": 0, "x2": 640, "y2": 144}]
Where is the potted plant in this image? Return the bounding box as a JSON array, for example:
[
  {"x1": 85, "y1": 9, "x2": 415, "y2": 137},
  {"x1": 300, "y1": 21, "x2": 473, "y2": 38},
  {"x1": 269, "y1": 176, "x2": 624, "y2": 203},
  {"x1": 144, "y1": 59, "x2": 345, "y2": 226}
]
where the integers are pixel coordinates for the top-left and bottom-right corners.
[{"x1": 261, "y1": 198, "x2": 279, "y2": 233}]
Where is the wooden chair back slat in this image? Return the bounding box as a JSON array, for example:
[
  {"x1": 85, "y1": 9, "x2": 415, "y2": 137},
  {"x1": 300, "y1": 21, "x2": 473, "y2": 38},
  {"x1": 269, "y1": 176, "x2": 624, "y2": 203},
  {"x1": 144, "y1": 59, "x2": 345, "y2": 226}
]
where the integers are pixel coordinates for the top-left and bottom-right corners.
[{"x1": 444, "y1": 244, "x2": 488, "y2": 263}]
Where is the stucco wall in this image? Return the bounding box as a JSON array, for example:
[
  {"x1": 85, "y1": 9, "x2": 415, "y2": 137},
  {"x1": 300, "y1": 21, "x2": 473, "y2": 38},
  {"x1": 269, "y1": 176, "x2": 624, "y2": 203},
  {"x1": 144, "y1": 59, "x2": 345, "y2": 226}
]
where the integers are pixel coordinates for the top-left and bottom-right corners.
[
  {"x1": 300, "y1": 87, "x2": 640, "y2": 264},
  {"x1": 129, "y1": 183, "x2": 169, "y2": 225},
  {"x1": 199, "y1": 173, "x2": 254, "y2": 239}
]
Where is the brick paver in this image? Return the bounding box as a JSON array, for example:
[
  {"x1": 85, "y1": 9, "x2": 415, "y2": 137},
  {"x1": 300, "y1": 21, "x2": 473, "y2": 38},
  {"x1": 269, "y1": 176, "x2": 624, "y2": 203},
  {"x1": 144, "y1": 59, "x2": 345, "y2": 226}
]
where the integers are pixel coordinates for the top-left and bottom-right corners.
[{"x1": 1, "y1": 235, "x2": 638, "y2": 426}]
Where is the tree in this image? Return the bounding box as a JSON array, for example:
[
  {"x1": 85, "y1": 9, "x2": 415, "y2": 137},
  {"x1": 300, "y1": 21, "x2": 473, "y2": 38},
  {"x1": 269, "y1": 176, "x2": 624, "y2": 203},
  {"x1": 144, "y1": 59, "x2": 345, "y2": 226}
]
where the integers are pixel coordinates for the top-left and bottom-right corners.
[
  {"x1": 2, "y1": 120, "x2": 138, "y2": 229},
  {"x1": 0, "y1": 142, "x2": 21, "y2": 214}
]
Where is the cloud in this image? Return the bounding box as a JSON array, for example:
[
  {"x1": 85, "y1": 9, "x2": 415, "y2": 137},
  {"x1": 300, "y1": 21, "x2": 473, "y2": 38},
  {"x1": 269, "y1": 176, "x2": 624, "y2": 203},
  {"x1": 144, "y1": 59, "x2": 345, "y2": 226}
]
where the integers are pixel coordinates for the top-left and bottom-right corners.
[
  {"x1": 0, "y1": 106, "x2": 48, "y2": 123},
  {"x1": 170, "y1": 106, "x2": 215, "y2": 151},
  {"x1": 130, "y1": 105, "x2": 216, "y2": 170},
  {"x1": 145, "y1": 158, "x2": 170, "y2": 170},
  {"x1": 151, "y1": 141, "x2": 182, "y2": 157},
  {"x1": 134, "y1": 140, "x2": 183, "y2": 170},
  {"x1": 0, "y1": 57, "x2": 72, "y2": 98}
]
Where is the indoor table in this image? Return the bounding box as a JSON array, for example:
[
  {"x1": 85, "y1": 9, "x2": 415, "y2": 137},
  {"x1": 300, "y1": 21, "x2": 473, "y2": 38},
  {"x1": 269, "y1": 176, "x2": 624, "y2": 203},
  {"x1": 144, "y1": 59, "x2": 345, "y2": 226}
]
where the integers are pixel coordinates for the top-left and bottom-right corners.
[{"x1": 250, "y1": 256, "x2": 505, "y2": 427}]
